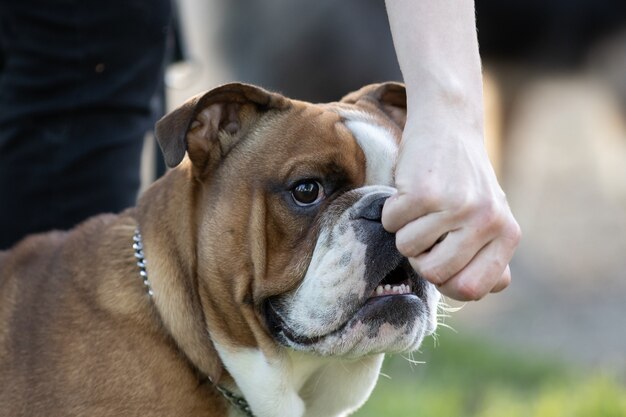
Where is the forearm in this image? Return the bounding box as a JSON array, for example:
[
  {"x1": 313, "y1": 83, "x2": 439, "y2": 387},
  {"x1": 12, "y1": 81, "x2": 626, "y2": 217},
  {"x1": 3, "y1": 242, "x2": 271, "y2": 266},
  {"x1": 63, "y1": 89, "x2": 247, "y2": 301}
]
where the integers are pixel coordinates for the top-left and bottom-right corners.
[
  {"x1": 383, "y1": 1, "x2": 520, "y2": 301},
  {"x1": 385, "y1": 0, "x2": 484, "y2": 134}
]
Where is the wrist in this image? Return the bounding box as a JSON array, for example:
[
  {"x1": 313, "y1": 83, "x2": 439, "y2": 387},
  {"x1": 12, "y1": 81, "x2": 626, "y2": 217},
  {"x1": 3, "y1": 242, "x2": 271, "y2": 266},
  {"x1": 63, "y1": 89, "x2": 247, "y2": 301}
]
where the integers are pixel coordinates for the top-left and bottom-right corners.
[
  {"x1": 405, "y1": 70, "x2": 484, "y2": 130},
  {"x1": 404, "y1": 98, "x2": 485, "y2": 145}
]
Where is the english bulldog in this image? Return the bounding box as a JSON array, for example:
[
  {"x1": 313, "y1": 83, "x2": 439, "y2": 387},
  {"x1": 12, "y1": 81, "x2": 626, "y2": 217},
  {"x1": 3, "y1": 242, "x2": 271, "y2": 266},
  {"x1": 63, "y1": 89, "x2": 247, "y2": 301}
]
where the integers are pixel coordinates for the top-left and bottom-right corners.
[{"x1": 0, "y1": 82, "x2": 440, "y2": 417}]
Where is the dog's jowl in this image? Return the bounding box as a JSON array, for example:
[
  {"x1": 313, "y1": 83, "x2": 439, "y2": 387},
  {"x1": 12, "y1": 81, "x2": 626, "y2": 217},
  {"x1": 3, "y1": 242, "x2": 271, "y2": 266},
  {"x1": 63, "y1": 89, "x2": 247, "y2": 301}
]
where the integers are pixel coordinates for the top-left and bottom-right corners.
[{"x1": 0, "y1": 82, "x2": 440, "y2": 417}]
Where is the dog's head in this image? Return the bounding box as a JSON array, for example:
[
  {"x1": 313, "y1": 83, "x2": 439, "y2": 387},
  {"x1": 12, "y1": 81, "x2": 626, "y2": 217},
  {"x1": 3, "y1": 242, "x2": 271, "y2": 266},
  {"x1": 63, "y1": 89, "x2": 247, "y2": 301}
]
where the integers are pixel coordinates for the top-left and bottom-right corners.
[{"x1": 155, "y1": 82, "x2": 439, "y2": 365}]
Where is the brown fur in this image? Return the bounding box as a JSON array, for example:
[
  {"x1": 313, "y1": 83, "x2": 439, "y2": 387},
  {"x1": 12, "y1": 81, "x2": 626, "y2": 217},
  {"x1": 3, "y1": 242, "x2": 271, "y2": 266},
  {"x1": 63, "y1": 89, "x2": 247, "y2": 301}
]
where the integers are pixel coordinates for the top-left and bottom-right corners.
[
  {"x1": 0, "y1": 213, "x2": 227, "y2": 416},
  {"x1": 0, "y1": 83, "x2": 405, "y2": 416}
]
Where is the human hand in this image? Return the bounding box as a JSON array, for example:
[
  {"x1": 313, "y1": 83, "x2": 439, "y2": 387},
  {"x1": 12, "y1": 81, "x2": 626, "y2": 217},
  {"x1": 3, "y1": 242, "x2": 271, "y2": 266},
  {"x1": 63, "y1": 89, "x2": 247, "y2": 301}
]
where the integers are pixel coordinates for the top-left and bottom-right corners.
[{"x1": 382, "y1": 120, "x2": 521, "y2": 301}]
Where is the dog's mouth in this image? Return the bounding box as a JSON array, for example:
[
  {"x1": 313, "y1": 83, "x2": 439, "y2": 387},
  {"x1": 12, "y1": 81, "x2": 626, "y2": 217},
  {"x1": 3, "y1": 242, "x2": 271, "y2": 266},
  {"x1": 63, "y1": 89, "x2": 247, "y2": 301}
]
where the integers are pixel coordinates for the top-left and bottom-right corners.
[
  {"x1": 265, "y1": 300, "x2": 325, "y2": 346},
  {"x1": 265, "y1": 258, "x2": 428, "y2": 348},
  {"x1": 367, "y1": 259, "x2": 425, "y2": 300}
]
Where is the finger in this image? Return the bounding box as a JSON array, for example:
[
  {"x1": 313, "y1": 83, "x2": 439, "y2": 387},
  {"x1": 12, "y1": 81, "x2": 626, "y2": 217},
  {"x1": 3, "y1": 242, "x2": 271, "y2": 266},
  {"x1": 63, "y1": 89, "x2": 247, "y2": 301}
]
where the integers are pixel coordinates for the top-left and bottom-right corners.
[
  {"x1": 382, "y1": 192, "x2": 432, "y2": 233},
  {"x1": 394, "y1": 211, "x2": 455, "y2": 258},
  {"x1": 490, "y1": 265, "x2": 511, "y2": 293},
  {"x1": 435, "y1": 238, "x2": 511, "y2": 301},
  {"x1": 409, "y1": 226, "x2": 489, "y2": 286}
]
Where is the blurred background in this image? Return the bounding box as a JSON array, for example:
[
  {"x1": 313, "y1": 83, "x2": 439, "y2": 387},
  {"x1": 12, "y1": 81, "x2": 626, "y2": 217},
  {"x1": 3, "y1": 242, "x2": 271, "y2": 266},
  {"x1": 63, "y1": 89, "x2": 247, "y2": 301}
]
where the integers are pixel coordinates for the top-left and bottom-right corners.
[
  {"x1": 159, "y1": 0, "x2": 626, "y2": 415},
  {"x1": 1, "y1": 0, "x2": 624, "y2": 414}
]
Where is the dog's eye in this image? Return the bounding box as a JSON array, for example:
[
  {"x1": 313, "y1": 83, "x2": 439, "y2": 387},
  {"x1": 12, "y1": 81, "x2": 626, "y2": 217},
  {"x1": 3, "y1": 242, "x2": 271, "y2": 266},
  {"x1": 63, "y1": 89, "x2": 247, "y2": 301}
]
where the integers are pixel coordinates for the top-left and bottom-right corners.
[{"x1": 291, "y1": 181, "x2": 324, "y2": 206}]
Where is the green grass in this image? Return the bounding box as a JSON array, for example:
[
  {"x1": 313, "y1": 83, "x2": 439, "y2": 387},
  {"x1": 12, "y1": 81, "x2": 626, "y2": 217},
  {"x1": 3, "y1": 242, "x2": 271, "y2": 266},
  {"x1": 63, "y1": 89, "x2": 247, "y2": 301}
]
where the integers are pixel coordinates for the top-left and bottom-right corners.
[{"x1": 353, "y1": 331, "x2": 626, "y2": 417}]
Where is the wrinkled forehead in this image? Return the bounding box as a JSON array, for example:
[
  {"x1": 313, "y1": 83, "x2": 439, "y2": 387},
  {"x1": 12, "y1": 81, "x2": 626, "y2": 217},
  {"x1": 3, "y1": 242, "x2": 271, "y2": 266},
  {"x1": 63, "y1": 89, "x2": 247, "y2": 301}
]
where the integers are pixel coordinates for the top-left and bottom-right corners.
[
  {"x1": 244, "y1": 101, "x2": 399, "y2": 186},
  {"x1": 284, "y1": 102, "x2": 402, "y2": 186}
]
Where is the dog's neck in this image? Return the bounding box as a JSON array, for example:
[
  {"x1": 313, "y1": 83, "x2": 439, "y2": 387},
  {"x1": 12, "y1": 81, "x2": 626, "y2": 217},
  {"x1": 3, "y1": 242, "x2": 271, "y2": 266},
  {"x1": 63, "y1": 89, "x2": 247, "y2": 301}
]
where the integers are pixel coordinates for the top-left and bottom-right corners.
[
  {"x1": 132, "y1": 227, "x2": 254, "y2": 417},
  {"x1": 135, "y1": 166, "x2": 225, "y2": 383}
]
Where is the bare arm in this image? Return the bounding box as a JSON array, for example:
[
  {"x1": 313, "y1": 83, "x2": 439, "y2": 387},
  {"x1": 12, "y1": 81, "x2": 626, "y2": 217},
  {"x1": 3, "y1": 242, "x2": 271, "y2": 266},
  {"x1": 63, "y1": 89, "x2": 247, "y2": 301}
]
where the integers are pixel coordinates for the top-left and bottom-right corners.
[{"x1": 383, "y1": 0, "x2": 521, "y2": 300}]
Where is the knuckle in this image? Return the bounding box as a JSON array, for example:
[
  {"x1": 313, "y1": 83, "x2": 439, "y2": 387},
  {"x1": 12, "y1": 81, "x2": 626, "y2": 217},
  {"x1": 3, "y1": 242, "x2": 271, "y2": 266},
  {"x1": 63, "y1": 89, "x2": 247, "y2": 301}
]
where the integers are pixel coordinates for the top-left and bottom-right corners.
[
  {"x1": 454, "y1": 193, "x2": 494, "y2": 219},
  {"x1": 396, "y1": 234, "x2": 416, "y2": 257},
  {"x1": 447, "y1": 194, "x2": 471, "y2": 218},
  {"x1": 506, "y1": 219, "x2": 522, "y2": 245},
  {"x1": 394, "y1": 190, "x2": 421, "y2": 210},
  {"x1": 384, "y1": 192, "x2": 423, "y2": 228},
  {"x1": 455, "y1": 280, "x2": 485, "y2": 301},
  {"x1": 491, "y1": 268, "x2": 512, "y2": 293},
  {"x1": 420, "y1": 264, "x2": 447, "y2": 286},
  {"x1": 469, "y1": 199, "x2": 509, "y2": 236},
  {"x1": 500, "y1": 271, "x2": 512, "y2": 288},
  {"x1": 478, "y1": 199, "x2": 501, "y2": 225},
  {"x1": 416, "y1": 185, "x2": 443, "y2": 210}
]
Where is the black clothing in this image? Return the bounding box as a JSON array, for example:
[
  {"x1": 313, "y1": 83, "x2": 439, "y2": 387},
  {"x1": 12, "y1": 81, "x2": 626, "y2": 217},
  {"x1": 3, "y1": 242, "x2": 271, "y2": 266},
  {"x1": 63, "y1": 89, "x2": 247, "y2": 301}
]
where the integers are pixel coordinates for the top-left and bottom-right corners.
[{"x1": 0, "y1": 0, "x2": 171, "y2": 249}]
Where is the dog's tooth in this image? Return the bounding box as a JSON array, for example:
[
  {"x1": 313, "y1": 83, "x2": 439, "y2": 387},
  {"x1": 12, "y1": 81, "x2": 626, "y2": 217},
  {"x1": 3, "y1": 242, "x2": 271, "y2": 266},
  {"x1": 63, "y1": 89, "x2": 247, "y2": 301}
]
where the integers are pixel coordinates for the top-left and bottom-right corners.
[
  {"x1": 407, "y1": 284, "x2": 412, "y2": 293},
  {"x1": 384, "y1": 284, "x2": 391, "y2": 292},
  {"x1": 376, "y1": 285, "x2": 384, "y2": 296},
  {"x1": 400, "y1": 284, "x2": 406, "y2": 293}
]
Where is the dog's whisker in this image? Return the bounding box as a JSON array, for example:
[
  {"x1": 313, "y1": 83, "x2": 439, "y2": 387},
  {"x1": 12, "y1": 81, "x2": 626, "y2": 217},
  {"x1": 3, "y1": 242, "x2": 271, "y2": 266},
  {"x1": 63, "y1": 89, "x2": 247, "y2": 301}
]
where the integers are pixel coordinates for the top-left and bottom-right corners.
[
  {"x1": 439, "y1": 305, "x2": 464, "y2": 313},
  {"x1": 436, "y1": 322, "x2": 458, "y2": 333},
  {"x1": 437, "y1": 296, "x2": 465, "y2": 314},
  {"x1": 378, "y1": 371, "x2": 392, "y2": 380},
  {"x1": 401, "y1": 354, "x2": 425, "y2": 366},
  {"x1": 431, "y1": 332, "x2": 440, "y2": 348}
]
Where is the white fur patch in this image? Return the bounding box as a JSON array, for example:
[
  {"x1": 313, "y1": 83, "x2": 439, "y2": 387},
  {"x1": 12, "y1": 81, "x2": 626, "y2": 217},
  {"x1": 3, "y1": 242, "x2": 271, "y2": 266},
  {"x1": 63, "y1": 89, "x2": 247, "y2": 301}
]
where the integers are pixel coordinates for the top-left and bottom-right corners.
[
  {"x1": 215, "y1": 344, "x2": 305, "y2": 417},
  {"x1": 293, "y1": 352, "x2": 384, "y2": 417},
  {"x1": 215, "y1": 342, "x2": 384, "y2": 417},
  {"x1": 341, "y1": 111, "x2": 398, "y2": 186}
]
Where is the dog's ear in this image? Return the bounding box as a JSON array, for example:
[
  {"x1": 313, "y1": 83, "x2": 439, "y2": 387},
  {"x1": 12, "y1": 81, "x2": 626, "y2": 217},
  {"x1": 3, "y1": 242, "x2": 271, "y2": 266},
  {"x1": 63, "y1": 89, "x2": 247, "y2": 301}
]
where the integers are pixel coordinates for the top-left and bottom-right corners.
[
  {"x1": 155, "y1": 83, "x2": 290, "y2": 173},
  {"x1": 341, "y1": 82, "x2": 406, "y2": 129}
]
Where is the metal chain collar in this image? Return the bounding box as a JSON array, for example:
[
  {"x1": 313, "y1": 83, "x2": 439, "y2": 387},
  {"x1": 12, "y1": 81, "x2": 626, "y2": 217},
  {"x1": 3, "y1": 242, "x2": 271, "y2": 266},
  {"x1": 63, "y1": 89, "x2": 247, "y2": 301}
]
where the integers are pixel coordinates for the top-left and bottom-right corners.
[
  {"x1": 132, "y1": 229, "x2": 154, "y2": 296},
  {"x1": 215, "y1": 385, "x2": 254, "y2": 417},
  {"x1": 132, "y1": 228, "x2": 254, "y2": 417}
]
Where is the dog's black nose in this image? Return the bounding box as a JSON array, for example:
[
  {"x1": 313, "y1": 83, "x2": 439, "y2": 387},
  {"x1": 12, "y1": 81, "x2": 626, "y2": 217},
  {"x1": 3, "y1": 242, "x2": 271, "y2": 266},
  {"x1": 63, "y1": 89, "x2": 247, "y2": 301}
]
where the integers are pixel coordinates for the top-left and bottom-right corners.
[{"x1": 356, "y1": 196, "x2": 388, "y2": 223}]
